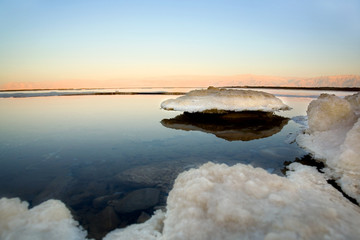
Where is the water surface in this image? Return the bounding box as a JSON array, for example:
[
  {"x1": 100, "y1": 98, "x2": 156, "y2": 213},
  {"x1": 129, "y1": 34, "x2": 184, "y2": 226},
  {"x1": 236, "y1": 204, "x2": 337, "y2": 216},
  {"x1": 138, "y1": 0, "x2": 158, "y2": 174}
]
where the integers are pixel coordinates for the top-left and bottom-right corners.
[{"x1": 0, "y1": 88, "x2": 356, "y2": 239}]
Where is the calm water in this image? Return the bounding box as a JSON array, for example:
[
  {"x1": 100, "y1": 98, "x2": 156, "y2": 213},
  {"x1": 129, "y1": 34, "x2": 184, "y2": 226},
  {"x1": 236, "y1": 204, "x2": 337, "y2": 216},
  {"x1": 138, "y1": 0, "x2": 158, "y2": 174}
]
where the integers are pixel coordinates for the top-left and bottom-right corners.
[{"x1": 0, "y1": 88, "x2": 356, "y2": 239}]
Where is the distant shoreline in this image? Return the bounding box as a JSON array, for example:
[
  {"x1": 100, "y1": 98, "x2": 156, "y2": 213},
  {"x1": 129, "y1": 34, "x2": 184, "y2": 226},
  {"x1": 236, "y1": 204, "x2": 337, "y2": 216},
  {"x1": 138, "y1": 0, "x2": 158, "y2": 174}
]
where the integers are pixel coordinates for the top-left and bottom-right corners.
[
  {"x1": 0, "y1": 87, "x2": 193, "y2": 92},
  {"x1": 224, "y1": 86, "x2": 360, "y2": 92},
  {"x1": 0, "y1": 86, "x2": 359, "y2": 93}
]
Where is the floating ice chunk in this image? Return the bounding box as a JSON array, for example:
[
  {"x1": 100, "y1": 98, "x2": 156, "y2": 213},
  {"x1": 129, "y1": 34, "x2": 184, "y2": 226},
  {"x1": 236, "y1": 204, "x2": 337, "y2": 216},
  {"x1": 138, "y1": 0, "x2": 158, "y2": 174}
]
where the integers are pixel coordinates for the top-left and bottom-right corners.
[
  {"x1": 297, "y1": 92, "x2": 360, "y2": 203},
  {"x1": 107, "y1": 162, "x2": 360, "y2": 239},
  {"x1": 161, "y1": 87, "x2": 291, "y2": 113},
  {"x1": 0, "y1": 198, "x2": 88, "y2": 240}
]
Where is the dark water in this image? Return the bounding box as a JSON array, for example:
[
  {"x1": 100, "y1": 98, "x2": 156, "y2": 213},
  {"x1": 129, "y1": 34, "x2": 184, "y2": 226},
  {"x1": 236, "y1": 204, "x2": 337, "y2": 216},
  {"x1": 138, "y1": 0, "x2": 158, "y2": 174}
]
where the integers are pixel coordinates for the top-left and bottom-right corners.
[{"x1": 0, "y1": 89, "x2": 355, "y2": 239}]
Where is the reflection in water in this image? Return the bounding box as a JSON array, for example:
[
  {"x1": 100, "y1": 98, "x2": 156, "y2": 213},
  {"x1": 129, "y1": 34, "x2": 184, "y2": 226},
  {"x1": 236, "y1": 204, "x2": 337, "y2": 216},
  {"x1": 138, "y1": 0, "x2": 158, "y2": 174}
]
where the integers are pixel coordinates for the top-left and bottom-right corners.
[{"x1": 161, "y1": 111, "x2": 289, "y2": 141}]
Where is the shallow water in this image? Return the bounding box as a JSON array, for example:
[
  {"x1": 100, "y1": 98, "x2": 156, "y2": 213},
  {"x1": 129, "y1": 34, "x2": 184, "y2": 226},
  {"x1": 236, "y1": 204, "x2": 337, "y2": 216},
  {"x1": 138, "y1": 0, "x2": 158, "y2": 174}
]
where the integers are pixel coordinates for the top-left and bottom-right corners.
[{"x1": 0, "y1": 89, "x2": 356, "y2": 239}]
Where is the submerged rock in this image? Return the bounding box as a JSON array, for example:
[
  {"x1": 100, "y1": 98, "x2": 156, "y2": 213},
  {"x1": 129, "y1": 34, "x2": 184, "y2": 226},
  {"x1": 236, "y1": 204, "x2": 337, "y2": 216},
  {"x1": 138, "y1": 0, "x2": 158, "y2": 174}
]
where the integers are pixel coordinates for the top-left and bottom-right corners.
[
  {"x1": 92, "y1": 192, "x2": 124, "y2": 209},
  {"x1": 137, "y1": 211, "x2": 151, "y2": 224},
  {"x1": 32, "y1": 175, "x2": 74, "y2": 206},
  {"x1": 109, "y1": 188, "x2": 160, "y2": 213},
  {"x1": 87, "y1": 206, "x2": 120, "y2": 240},
  {"x1": 115, "y1": 164, "x2": 184, "y2": 192}
]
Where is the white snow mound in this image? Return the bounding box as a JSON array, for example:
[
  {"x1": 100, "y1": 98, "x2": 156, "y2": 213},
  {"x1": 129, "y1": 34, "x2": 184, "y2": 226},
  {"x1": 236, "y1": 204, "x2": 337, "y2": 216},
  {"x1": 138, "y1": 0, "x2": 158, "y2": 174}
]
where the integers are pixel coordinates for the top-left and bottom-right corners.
[
  {"x1": 297, "y1": 92, "x2": 360, "y2": 203},
  {"x1": 0, "y1": 198, "x2": 87, "y2": 240},
  {"x1": 161, "y1": 87, "x2": 291, "y2": 113},
  {"x1": 105, "y1": 162, "x2": 360, "y2": 240},
  {"x1": 3, "y1": 160, "x2": 360, "y2": 240},
  {"x1": 345, "y1": 92, "x2": 360, "y2": 115}
]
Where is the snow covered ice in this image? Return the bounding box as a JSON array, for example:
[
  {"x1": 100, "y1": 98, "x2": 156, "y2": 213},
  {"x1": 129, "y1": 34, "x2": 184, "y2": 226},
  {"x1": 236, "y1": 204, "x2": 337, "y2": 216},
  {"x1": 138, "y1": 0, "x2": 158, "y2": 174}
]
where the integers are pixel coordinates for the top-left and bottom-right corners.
[
  {"x1": 0, "y1": 198, "x2": 87, "y2": 240},
  {"x1": 161, "y1": 87, "x2": 291, "y2": 113},
  {"x1": 297, "y1": 92, "x2": 360, "y2": 203},
  {"x1": 104, "y1": 162, "x2": 360, "y2": 240}
]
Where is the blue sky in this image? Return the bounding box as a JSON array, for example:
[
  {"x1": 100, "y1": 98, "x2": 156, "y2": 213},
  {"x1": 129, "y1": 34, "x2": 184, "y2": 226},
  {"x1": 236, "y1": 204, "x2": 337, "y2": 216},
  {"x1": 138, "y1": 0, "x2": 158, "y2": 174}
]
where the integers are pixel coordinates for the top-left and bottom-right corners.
[{"x1": 0, "y1": 0, "x2": 359, "y2": 87}]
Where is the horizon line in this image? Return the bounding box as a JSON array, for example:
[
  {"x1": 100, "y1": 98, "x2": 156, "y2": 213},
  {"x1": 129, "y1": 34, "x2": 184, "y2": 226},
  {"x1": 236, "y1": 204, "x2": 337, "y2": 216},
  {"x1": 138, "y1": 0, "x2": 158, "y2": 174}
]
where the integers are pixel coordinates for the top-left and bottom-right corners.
[
  {"x1": 1, "y1": 73, "x2": 360, "y2": 91},
  {"x1": 1, "y1": 85, "x2": 360, "y2": 93}
]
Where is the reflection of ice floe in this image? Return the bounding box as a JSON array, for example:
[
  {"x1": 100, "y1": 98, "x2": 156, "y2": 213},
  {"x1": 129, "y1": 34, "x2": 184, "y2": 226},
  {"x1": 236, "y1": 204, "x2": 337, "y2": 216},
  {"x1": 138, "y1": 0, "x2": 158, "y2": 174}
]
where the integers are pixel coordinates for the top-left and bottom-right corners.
[
  {"x1": 297, "y1": 92, "x2": 360, "y2": 203},
  {"x1": 161, "y1": 87, "x2": 291, "y2": 113},
  {"x1": 161, "y1": 112, "x2": 289, "y2": 141},
  {"x1": 105, "y1": 162, "x2": 360, "y2": 240}
]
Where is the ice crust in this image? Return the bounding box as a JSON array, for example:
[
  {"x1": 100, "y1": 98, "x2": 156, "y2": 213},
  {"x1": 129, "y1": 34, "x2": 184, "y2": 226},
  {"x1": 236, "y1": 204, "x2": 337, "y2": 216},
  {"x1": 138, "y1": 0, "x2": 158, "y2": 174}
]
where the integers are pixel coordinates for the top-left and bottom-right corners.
[
  {"x1": 297, "y1": 92, "x2": 360, "y2": 203},
  {"x1": 0, "y1": 198, "x2": 87, "y2": 240},
  {"x1": 2, "y1": 161, "x2": 360, "y2": 240},
  {"x1": 105, "y1": 162, "x2": 360, "y2": 240},
  {"x1": 161, "y1": 87, "x2": 291, "y2": 113}
]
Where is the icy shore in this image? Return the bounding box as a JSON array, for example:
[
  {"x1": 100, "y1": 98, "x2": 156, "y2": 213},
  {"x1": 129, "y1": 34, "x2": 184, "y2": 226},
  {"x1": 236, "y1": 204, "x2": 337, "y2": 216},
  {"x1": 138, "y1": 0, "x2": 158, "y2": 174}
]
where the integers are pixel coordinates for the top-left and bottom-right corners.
[{"x1": 297, "y1": 92, "x2": 360, "y2": 203}]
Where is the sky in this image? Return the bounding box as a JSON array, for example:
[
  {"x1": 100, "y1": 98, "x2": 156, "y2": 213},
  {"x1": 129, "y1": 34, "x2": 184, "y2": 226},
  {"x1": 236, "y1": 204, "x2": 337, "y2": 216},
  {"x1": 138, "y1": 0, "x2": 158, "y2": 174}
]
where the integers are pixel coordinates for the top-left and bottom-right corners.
[{"x1": 0, "y1": 0, "x2": 359, "y2": 89}]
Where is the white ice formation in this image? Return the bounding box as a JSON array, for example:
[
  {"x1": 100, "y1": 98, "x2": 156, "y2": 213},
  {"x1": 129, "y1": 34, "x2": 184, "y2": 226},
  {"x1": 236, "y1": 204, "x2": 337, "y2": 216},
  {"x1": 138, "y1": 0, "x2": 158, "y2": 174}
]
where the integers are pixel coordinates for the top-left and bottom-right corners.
[
  {"x1": 161, "y1": 87, "x2": 291, "y2": 113},
  {"x1": 297, "y1": 92, "x2": 360, "y2": 203},
  {"x1": 105, "y1": 162, "x2": 360, "y2": 240},
  {"x1": 0, "y1": 198, "x2": 87, "y2": 240},
  {"x1": 2, "y1": 161, "x2": 360, "y2": 240}
]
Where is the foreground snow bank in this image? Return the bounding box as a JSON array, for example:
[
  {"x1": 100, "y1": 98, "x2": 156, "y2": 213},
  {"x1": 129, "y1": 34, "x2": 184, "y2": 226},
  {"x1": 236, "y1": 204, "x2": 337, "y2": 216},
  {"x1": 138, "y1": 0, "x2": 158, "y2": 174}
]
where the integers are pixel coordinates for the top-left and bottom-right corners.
[
  {"x1": 0, "y1": 198, "x2": 87, "y2": 240},
  {"x1": 161, "y1": 87, "x2": 290, "y2": 113},
  {"x1": 2, "y1": 161, "x2": 360, "y2": 240},
  {"x1": 106, "y1": 162, "x2": 360, "y2": 240},
  {"x1": 297, "y1": 92, "x2": 360, "y2": 203}
]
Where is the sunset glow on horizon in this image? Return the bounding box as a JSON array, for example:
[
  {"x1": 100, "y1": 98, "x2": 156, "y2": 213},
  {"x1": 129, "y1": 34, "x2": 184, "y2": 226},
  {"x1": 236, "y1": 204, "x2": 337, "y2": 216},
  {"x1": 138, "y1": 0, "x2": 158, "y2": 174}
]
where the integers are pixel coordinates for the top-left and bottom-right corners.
[{"x1": 1, "y1": 0, "x2": 359, "y2": 89}]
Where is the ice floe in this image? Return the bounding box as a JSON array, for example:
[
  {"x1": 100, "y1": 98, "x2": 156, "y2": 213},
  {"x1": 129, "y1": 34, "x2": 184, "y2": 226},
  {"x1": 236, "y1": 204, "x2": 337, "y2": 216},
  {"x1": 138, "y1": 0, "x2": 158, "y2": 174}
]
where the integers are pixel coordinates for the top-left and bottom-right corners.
[
  {"x1": 161, "y1": 112, "x2": 289, "y2": 141},
  {"x1": 297, "y1": 92, "x2": 360, "y2": 203},
  {"x1": 161, "y1": 87, "x2": 291, "y2": 113}
]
